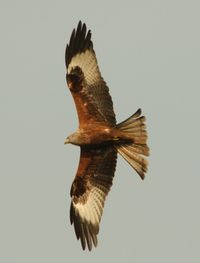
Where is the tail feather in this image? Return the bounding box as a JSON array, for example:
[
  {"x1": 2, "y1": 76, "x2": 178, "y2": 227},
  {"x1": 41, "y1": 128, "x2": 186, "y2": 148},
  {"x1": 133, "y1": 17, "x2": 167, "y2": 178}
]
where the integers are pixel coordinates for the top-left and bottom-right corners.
[
  {"x1": 117, "y1": 145, "x2": 148, "y2": 179},
  {"x1": 123, "y1": 143, "x2": 149, "y2": 156},
  {"x1": 115, "y1": 108, "x2": 149, "y2": 180},
  {"x1": 117, "y1": 108, "x2": 142, "y2": 127},
  {"x1": 120, "y1": 122, "x2": 146, "y2": 132}
]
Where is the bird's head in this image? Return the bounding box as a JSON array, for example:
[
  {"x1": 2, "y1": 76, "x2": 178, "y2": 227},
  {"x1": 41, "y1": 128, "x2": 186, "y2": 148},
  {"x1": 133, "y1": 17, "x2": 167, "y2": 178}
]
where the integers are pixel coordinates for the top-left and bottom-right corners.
[
  {"x1": 64, "y1": 132, "x2": 81, "y2": 146},
  {"x1": 64, "y1": 134, "x2": 74, "y2": 145},
  {"x1": 64, "y1": 136, "x2": 70, "y2": 144}
]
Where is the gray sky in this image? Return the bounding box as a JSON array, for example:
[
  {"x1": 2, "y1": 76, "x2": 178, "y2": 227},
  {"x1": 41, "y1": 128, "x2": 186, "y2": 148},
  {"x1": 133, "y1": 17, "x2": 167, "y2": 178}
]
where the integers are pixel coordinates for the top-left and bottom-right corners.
[{"x1": 1, "y1": 0, "x2": 200, "y2": 262}]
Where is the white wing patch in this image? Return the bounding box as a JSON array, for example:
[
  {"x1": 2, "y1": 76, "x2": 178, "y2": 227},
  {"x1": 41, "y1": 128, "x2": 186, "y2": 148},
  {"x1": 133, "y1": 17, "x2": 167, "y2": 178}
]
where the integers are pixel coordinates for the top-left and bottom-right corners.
[
  {"x1": 68, "y1": 50, "x2": 101, "y2": 86},
  {"x1": 72, "y1": 185, "x2": 106, "y2": 226}
]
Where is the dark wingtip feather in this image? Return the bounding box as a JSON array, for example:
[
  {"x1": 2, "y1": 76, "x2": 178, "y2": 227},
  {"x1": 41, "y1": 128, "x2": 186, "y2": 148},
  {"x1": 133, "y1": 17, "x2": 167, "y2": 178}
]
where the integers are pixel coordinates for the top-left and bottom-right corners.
[
  {"x1": 83, "y1": 224, "x2": 92, "y2": 251},
  {"x1": 70, "y1": 203, "x2": 74, "y2": 225},
  {"x1": 65, "y1": 21, "x2": 93, "y2": 67},
  {"x1": 70, "y1": 202, "x2": 99, "y2": 251}
]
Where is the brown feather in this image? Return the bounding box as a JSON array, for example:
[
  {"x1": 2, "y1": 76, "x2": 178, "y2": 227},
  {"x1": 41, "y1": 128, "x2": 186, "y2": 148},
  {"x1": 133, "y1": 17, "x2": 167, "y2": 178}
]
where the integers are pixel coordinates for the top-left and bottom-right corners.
[
  {"x1": 70, "y1": 146, "x2": 117, "y2": 251},
  {"x1": 65, "y1": 21, "x2": 116, "y2": 126},
  {"x1": 116, "y1": 109, "x2": 149, "y2": 180}
]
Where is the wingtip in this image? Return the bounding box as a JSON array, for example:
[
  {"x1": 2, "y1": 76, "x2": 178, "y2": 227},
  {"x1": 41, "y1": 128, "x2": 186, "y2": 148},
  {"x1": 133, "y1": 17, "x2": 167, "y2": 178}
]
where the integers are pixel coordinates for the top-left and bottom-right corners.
[
  {"x1": 65, "y1": 21, "x2": 93, "y2": 68},
  {"x1": 77, "y1": 20, "x2": 82, "y2": 27}
]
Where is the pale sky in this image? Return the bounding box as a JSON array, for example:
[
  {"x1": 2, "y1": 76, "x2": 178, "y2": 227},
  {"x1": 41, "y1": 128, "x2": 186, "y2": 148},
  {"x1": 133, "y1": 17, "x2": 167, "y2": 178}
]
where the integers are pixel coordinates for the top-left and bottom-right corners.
[{"x1": 1, "y1": 0, "x2": 200, "y2": 262}]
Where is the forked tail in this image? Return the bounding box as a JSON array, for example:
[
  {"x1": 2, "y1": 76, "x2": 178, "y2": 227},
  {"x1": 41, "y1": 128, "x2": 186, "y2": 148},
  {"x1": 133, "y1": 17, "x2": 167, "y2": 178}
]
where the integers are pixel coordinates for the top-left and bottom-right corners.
[{"x1": 115, "y1": 109, "x2": 149, "y2": 180}]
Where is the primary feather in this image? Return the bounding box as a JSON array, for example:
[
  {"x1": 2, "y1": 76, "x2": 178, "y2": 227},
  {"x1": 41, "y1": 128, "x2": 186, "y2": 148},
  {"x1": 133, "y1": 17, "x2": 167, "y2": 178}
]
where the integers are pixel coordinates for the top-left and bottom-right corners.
[{"x1": 65, "y1": 21, "x2": 116, "y2": 126}]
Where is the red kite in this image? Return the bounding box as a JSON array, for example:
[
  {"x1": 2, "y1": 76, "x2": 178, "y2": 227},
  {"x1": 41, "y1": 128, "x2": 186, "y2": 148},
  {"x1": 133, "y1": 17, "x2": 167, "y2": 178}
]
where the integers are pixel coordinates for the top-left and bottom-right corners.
[{"x1": 64, "y1": 21, "x2": 149, "y2": 251}]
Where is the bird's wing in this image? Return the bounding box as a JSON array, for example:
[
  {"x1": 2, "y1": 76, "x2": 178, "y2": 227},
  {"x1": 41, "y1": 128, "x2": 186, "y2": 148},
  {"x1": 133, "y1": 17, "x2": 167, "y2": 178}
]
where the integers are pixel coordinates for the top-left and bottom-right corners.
[
  {"x1": 70, "y1": 146, "x2": 117, "y2": 251},
  {"x1": 65, "y1": 21, "x2": 116, "y2": 126}
]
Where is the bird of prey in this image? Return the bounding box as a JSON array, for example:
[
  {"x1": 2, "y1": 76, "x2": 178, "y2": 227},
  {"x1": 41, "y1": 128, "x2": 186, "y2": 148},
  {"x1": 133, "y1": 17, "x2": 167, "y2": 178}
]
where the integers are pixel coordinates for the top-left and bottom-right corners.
[{"x1": 64, "y1": 21, "x2": 149, "y2": 251}]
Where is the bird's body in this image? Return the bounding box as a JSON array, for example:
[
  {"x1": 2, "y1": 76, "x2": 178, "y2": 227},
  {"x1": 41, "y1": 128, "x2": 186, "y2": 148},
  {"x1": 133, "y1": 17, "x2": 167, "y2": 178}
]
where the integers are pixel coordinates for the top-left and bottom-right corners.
[
  {"x1": 64, "y1": 21, "x2": 149, "y2": 251},
  {"x1": 66, "y1": 123, "x2": 132, "y2": 146}
]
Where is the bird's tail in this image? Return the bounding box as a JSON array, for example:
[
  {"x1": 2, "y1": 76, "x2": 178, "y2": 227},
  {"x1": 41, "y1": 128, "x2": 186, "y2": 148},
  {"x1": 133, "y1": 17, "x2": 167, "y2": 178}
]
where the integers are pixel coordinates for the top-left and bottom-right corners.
[{"x1": 115, "y1": 109, "x2": 149, "y2": 180}]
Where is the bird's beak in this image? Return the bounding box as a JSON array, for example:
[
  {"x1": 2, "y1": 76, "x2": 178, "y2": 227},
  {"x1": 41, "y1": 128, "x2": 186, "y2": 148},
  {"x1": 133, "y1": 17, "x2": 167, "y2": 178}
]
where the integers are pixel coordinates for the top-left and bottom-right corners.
[{"x1": 64, "y1": 138, "x2": 70, "y2": 144}]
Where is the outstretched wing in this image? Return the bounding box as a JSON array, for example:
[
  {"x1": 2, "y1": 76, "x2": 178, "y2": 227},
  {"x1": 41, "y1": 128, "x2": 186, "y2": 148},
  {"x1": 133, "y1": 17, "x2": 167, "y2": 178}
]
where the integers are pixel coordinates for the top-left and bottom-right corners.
[
  {"x1": 70, "y1": 146, "x2": 117, "y2": 251},
  {"x1": 65, "y1": 21, "x2": 116, "y2": 126}
]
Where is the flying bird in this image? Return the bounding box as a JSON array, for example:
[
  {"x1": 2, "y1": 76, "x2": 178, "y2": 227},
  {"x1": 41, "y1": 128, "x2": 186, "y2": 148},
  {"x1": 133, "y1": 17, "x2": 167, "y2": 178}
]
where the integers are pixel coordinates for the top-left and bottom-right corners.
[{"x1": 64, "y1": 21, "x2": 149, "y2": 251}]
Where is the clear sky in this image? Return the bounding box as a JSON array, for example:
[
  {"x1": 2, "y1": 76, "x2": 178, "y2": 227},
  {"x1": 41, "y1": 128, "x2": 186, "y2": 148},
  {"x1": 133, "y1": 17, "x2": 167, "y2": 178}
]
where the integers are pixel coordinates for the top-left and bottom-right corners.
[{"x1": 1, "y1": 0, "x2": 200, "y2": 262}]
